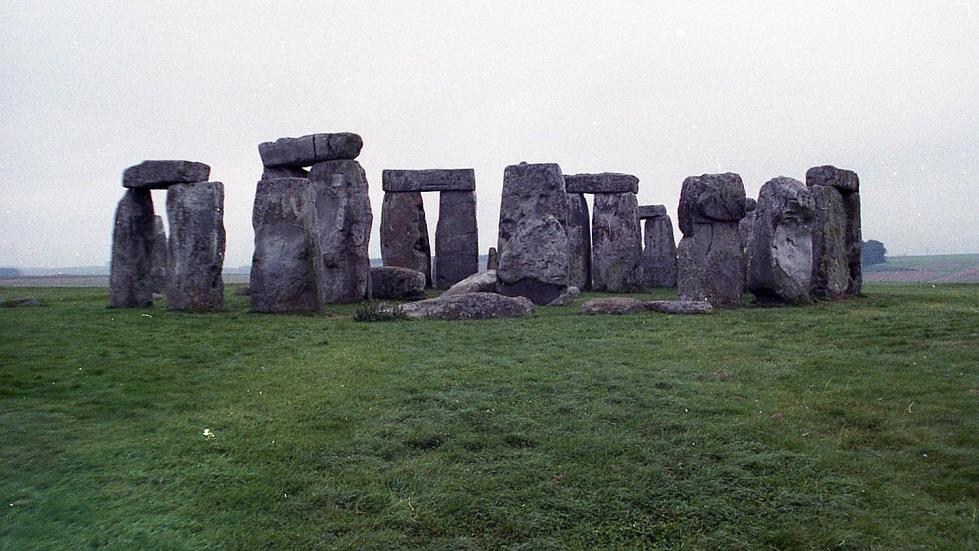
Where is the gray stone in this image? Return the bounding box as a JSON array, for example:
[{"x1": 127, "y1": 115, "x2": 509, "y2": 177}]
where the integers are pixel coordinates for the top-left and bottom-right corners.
[
  {"x1": 809, "y1": 185, "x2": 849, "y2": 298},
  {"x1": 566, "y1": 193, "x2": 592, "y2": 290},
  {"x1": 677, "y1": 223, "x2": 744, "y2": 308},
  {"x1": 486, "y1": 247, "x2": 499, "y2": 270},
  {"x1": 806, "y1": 165, "x2": 859, "y2": 194},
  {"x1": 637, "y1": 204, "x2": 667, "y2": 220},
  {"x1": 435, "y1": 191, "x2": 479, "y2": 289},
  {"x1": 258, "y1": 133, "x2": 363, "y2": 168},
  {"x1": 806, "y1": 165, "x2": 861, "y2": 295},
  {"x1": 591, "y1": 192, "x2": 643, "y2": 292},
  {"x1": 262, "y1": 166, "x2": 308, "y2": 180},
  {"x1": 745, "y1": 197, "x2": 757, "y2": 212},
  {"x1": 642, "y1": 214, "x2": 677, "y2": 288},
  {"x1": 497, "y1": 214, "x2": 570, "y2": 305},
  {"x1": 3, "y1": 297, "x2": 41, "y2": 307},
  {"x1": 498, "y1": 162, "x2": 568, "y2": 255},
  {"x1": 746, "y1": 177, "x2": 816, "y2": 303},
  {"x1": 382, "y1": 169, "x2": 476, "y2": 192},
  {"x1": 109, "y1": 189, "x2": 155, "y2": 308},
  {"x1": 579, "y1": 297, "x2": 642, "y2": 315},
  {"x1": 166, "y1": 182, "x2": 225, "y2": 311},
  {"x1": 370, "y1": 266, "x2": 426, "y2": 300},
  {"x1": 678, "y1": 173, "x2": 747, "y2": 234},
  {"x1": 249, "y1": 178, "x2": 319, "y2": 313},
  {"x1": 307, "y1": 160, "x2": 373, "y2": 304},
  {"x1": 380, "y1": 192, "x2": 431, "y2": 286},
  {"x1": 123, "y1": 160, "x2": 210, "y2": 190},
  {"x1": 234, "y1": 285, "x2": 251, "y2": 296},
  {"x1": 400, "y1": 292, "x2": 535, "y2": 320},
  {"x1": 149, "y1": 215, "x2": 168, "y2": 294},
  {"x1": 565, "y1": 173, "x2": 639, "y2": 194},
  {"x1": 548, "y1": 286, "x2": 580, "y2": 306},
  {"x1": 442, "y1": 270, "x2": 498, "y2": 297},
  {"x1": 642, "y1": 300, "x2": 713, "y2": 315}
]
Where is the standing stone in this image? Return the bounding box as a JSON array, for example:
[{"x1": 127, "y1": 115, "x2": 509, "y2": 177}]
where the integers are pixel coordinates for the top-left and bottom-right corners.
[
  {"x1": 369, "y1": 266, "x2": 426, "y2": 300},
  {"x1": 738, "y1": 198, "x2": 758, "y2": 289},
  {"x1": 746, "y1": 177, "x2": 816, "y2": 303},
  {"x1": 498, "y1": 162, "x2": 568, "y2": 254},
  {"x1": 676, "y1": 173, "x2": 747, "y2": 307},
  {"x1": 435, "y1": 191, "x2": 479, "y2": 289},
  {"x1": 381, "y1": 192, "x2": 431, "y2": 286},
  {"x1": 566, "y1": 193, "x2": 592, "y2": 290},
  {"x1": 843, "y1": 192, "x2": 862, "y2": 295},
  {"x1": 250, "y1": 178, "x2": 319, "y2": 313},
  {"x1": 166, "y1": 182, "x2": 226, "y2": 311},
  {"x1": 486, "y1": 247, "x2": 499, "y2": 270},
  {"x1": 149, "y1": 215, "x2": 168, "y2": 294},
  {"x1": 642, "y1": 213, "x2": 677, "y2": 288},
  {"x1": 591, "y1": 192, "x2": 643, "y2": 292},
  {"x1": 307, "y1": 160, "x2": 373, "y2": 303},
  {"x1": 806, "y1": 166, "x2": 861, "y2": 297},
  {"x1": 109, "y1": 189, "x2": 155, "y2": 307}
]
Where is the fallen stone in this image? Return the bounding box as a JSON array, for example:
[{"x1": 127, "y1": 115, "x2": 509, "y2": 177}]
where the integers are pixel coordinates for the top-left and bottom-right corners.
[
  {"x1": 498, "y1": 162, "x2": 568, "y2": 255},
  {"x1": 486, "y1": 247, "x2": 499, "y2": 270},
  {"x1": 642, "y1": 214, "x2": 677, "y2": 288},
  {"x1": 678, "y1": 173, "x2": 747, "y2": 234},
  {"x1": 566, "y1": 193, "x2": 592, "y2": 290},
  {"x1": 149, "y1": 215, "x2": 168, "y2": 294},
  {"x1": 579, "y1": 297, "x2": 642, "y2": 315},
  {"x1": 435, "y1": 191, "x2": 479, "y2": 289},
  {"x1": 166, "y1": 182, "x2": 226, "y2": 311},
  {"x1": 746, "y1": 177, "x2": 816, "y2": 303},
  {"x1": 591, "y1": 192, "x2": 643, "y2": 292},
  {"x1": 258, "y1": 133, "x2": 363, "y2": 168},
  {"x1": 380, "y1": 191, "x2": 431, "y2": 286},
  {"x1": 109, "y1": 188, "x2": 155, "y2": 308},
  {"x1": 370, "y1": 266, "x2": 426, "y2": 300},
  {"x1": 400, "y1": 292, "x2": 534, "y2": 320},
  {"x1": 381, "y1": 169, "x2": 476, "y2": 192},
  {"x1": 548, "y1": 286, "x2": 580, "y2": 306},
  {"x1": 643, "y1": 300, "x2": 713, "y2": 315},
  {"x1": 565, "y1": 173, "x2": 639, "y2": 194},
  {"x1": 497, "y1": 215, "x2": 570, "y2": 305},
  {"x1": 443, "y1": 270, "x2": 498, "y2": 297},
  {"x1": 123, "y1": 160, "x2": 210, "y2": 190},
  {"x1": 637, "y1": 204, "x2": 667, "y2": 220}
]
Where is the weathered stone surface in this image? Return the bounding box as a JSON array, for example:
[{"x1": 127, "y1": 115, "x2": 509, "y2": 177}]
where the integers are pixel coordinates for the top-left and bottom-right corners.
[
  {"x1": 149, "y1": 216, "x2": 168, "y2": 294},
  {"x1": 166, "y1": 182, "x2": 226, "y2": 311},
  {"x1": 486, "y1": 247, "x2": 499, "y2": 270},
  {"x1": 806, "y1": 165, "x2": 859, "y2": 194},
  {"x1": 123, "y1": 161, "x2": 210, "y2": 190},
  {"x1": 109, "y1": 189, "x2": 155, "y2": 307},
  {"x1": 497, "y1": 214, "x2": 569, "y2": 305},
  {"x1": 677, "y1": 223, "x2": 744, "y2": 308},
  {"x1": 400, "y1": 292, "x2": 534, "y2": 320},
  {"x1": 435, "y1": 191, "x2": 479, "y2": 289},
  {"x1": 259, "y1": 133, "x2": 363, "y2": 168},
  {"x1": 262, "y1": 166, "x2": 308, "y2": 180},
  {"x1": 249, "y1": 178, "x2": 319, "y2": 313},
  {"x1": 566, "y1": 193, "x2": 592, "y2": 290},
  {"x1": 642, "y1": 214, "x2": 677, "y2": 287},
  {"x1": 307, "y1": 160, "x2": 373, "y2": 303},
  {"x1": 678, "y1": 173, "x2": 747, "y2": 234},
  {"x1": 642, "y1": 300, "x2": 713, "y2": 315},
  {"x1": 370, "y1": 266, "x2": 426, "y2": 300},
  {"x1": 381, "y1": 169, "x2": 476, "y2": 192},
  {"x1": 443, "y1": 270, "x2": 498, "y2": 297},
  {"x1": 591, "y1": 193, "x2": 643, "y2": 292},
  {"x1": 548, "y1": 286, "x2": 580, "y2": 306},
  {"x1": 745, "y1": 197, "x2": 757, "y2": 212},
  {"x1": 746, "y1": 177, "x2": 816, "y2": 303},
  {"x1": 498, "y1": 162, "x2": 568, "y2": 254},
  {"x1": 843, "y1": 192, "x2": 862, "y2": 295},
  {"x1": 565, "y1": 173, "x2": 639, "y2": 194},
  {"x1": 637, "y1": 204, "x2": 667, "y2": 220},
  {"x1": 809, "y1": 185, "x2": 849, "y2": 298},
  {"x1": 579, "y1": 297, "x2": 641, "y2": 315},
  {"x1": 380, "y1": 192, "x2": 431, "y2": 286}
]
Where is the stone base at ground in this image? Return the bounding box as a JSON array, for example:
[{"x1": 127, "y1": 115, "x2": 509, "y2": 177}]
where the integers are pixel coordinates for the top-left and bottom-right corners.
[{"x1": 370, "y1": 266, "x2": 426, "y2": 300}]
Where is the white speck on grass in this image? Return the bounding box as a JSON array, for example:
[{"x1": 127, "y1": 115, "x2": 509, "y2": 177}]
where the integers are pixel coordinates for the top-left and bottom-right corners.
[{"x1": 203, "y1": 428, "x2": 214, "y2": 439}]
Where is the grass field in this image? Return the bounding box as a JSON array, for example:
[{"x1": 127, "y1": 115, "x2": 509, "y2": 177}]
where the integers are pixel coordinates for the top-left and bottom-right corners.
[
  {"x1": 864, "y1": 254, "x2": 979, "y2": 283},
  {"x1": 1, "y1": 284, "x2": 977, "y2": 549}
]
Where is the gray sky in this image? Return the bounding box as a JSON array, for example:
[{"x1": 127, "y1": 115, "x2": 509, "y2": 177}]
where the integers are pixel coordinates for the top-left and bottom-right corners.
[{"x1": 2, "y1": 1, "x2": 977, "y2": 267}]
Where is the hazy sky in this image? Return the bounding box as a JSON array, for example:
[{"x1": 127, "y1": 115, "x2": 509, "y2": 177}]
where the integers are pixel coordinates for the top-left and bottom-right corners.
[{"x1": 2, "y1": 1, "x2": 977, "y2": 267}]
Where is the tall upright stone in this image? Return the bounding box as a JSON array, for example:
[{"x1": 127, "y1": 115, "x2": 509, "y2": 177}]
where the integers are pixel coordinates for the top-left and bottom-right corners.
[
  {"x1": 746, "y1": 177, "x2": 815, "y2": 303},
  {"x1": 806, "y1": 165, "x2": 861, "y2": 297},
  {"x1": 738, "y1": 198, "x2": 758, "y2": 290},
  {"x1": 380, "y1": 192, "x2": 431, "y2": 286},
  {"x1": 166, "y1": 182, "x2": 226, "y2": 311},
  {"x1": 149, "y1": 215, "x2": 168, "y2": 294},
  {"x1": 498, "y1": 162, "x2": 568, "y2": 253},
  {"x1": 307, "y1": 160, "x2": 373, "y2": 303},
  {"x1": 591, "y1": 192, "x2": 643, "y2": 292},
  {"x1": 250, "y1": 178, "x2": 320, "y2": 313},
  {"x1": 676, "y1": 173, "x2": 747, "y2": 307},
  {"x1": 640, "y1": 206, "x2": 677, "y2": 288},
  {"x1": 435, "y1": 191, "x2": 479, "y2": 289},
  {"x1": 109, "y1": 189, "x2": 155, "y2": 307},
  {"x1": 566, "y1": 193, "x2": 592, "y2": 290}
]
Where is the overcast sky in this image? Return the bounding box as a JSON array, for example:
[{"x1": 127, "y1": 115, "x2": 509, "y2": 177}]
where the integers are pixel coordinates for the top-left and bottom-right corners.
[{"x1": 1, "y1": 1, "x2": 977, "y2": 267}]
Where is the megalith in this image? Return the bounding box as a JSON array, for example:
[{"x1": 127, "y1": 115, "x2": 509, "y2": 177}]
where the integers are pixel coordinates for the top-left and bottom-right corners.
[
  {"x1": 639, "y1": 205, "x2": 677, "y2": 288},
  {"x1": 591, "y1": 192, "x2": 643, "y2": 292},
  {"x1": 380, "y1": 191, "x2": 431, "y2": 286},
  {"x1": 435, "y1": 190, "x2": 479, "y2": 289},
  {"x1": 746, "y1": 177, "x2": 816, "y2": 303},
  {"x1": 166, "y1": 182, "x2": 226, "y2": 311},
  {"x1": 806, "y1": 165, "x2": 861, "y2": 297},
  {"x1": 149, "y1": 215, "x2": 168, "y2": 294},
  {"x1": 566, "y1": 193, "x2": 592, "y2": 290},
  {"x1": 109, "y1": 189, "x2": 156, "y2": 307}
]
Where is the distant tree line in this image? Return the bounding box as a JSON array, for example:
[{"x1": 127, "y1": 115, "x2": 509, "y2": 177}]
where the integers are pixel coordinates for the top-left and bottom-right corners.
[
  {"x1": 0, "y1": 267, "x2": 22, "y2": 277},
  {"x1": 863, "y1": 240, "x2": 886, "y2": 266}
]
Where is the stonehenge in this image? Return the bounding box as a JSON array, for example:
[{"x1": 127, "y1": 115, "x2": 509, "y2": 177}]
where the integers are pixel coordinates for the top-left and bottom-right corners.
[
  {"x1": 566, "y1": 193, "x2": 592, "y2": 290},
  {"x1": 746, "y1": 177, "x2": 816, "y2": 303},
  {"x1": 166, "y1": 181, "x2": 226, "y2": 311},
  {"x1": 807, "y1": 165, "x2": 862, "y2": 297},
  {"x1": 380, "y1": 192, "x2": 431, "y2": 286},
  {"x1": 435, "y1": 190, "x2": 479, "y2": 289},
  {"x1": 109, "y1": 188, "x2": 156, "y2": 308},
  {"x1": 639, "y1": 205, "x2": 677, "y2": 288},
  {"x1": 591, "y1": 192, "x2": 643, "y2": 292}
]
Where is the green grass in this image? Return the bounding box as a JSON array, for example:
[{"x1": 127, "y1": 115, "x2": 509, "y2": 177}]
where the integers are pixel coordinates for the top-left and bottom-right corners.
[{"x1": 1, "y1": 284, "x2": 977, "y2": 549}]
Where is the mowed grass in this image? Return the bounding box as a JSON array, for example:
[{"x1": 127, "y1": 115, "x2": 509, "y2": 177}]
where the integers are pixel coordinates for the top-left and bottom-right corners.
[{"x1": 1, "y1": 285, "x2": 977, "y2": 550}]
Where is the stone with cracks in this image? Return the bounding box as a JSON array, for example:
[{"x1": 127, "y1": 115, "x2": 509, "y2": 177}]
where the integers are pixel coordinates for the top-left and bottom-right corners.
[
  {"x1": 149, "y1": 215, "x2": 168, "y2": 294},
  {"x1": 307, "y1": 160, "x2": 373, "y2": 304},
  {"x1": 497, "y1": 162, "x2": 568, "y2": 255},
  {"x1": 642, "y1": 300, "x2": 713, "y2": 315},
  {"x1": 123, "y1": 160, "x2": 210, "y2": 190},
  {"x1": 566, "y1": 193, "x2": 592, "y2": 290},
  {"x1": 642, "y1": 214, "x2": 677, "y2": 288},
  {"x1": 370, "y1": 266, "x2": 426, "y2": 300},
  {"x1": 249, "y1": 178, "x2": 319, "y2": 313},
  {"x1": 579, "y1": 297, "x2": 642, "y2": 315},
  {"x1": 486, "y1": 247, "x2": 499, "y2": 270},
  {"x1": 435, "y1": 191, "x2": 479, "y2": 289},
  {"x1": 746, "y1": 177, "x2": 816, "y2": 303},
  {"x1": 591, "y1": 192, "x2": 643, "y2": 292},
  {"x1": 380, "y1": 192, "x2": 431, "y2": 286},
  {"x1": 442, "y1": 270, "x2": 498, "y2": 297},
  {"x1": 109, "y1": 188, "x2": 156, "y2": 307},
  {"x1": 808, "y1": 185, "x2": 848, "y2": 298},
  {"x1": 807, "y1": 166, "x2": 861, "y2": 297},
  {"x1": 497, "y1": 215, "x2": 569, "y2": 305},
  {"x1": 382, "y1": 169, "x2": 476, "y2": 192},
  {"x1": 166, "y1": 182, "x2": 226, "y2": 311},
  {"x1": 637, "y1": 204, "x2": 667, "y2": 220},
  {"x1": 678, "y1": 173, "x2": 747, "y2": 235},
  {"x1": 843, "y1": 192, "x2": 862, "y2": 295},
  {"x1": 564, "y1": 173, "x2": 639, "y2": 194},
  {"x1": 399, "y1": 292, "x2": 534, "y2": 320},
  {"x1": 258, "y1": 133, "x2": 363, "y2": 168}
]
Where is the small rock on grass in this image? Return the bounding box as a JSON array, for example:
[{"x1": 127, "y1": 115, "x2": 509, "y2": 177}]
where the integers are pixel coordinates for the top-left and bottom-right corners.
[
  {"x1": 579, "y1": 297, "x2": 642, "y2": 315},
  {"x1": 643, "y1": 300, "x2": 713, "y2": 315},
  {"x1": 1, "y1": 297, "x2": 41, "y2": 307}
]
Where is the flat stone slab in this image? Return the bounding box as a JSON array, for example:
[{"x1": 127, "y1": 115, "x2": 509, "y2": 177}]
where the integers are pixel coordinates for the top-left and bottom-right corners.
[
  {"x1": 258, "y1": 133, "x2": 363, "y2": 168},
  {"x1": 382, "y1": 169, "x2": 476, "y2": 192},
  {"x1": 643, "y1": 300, "x2": 713, "y2": 315},
  {"x1": 579, "y1": 297, "x2": 642, "y2": 315},
  {"x1": 637, "y1": 204, "x2": 667, "y2": 219},
  {"x1": 123, "y1": 161, "x2": 210, "y2": 189},
  {"x1": 565, "y1": 173, "x2": 639, "y2": 194},
  {"x1": 399, "y1": 292, "x2": 534, "y2": 320}
]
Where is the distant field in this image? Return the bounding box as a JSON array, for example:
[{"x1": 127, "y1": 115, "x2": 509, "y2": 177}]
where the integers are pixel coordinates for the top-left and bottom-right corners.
[
  {"x1": 0, "y1": 274, "x2": 250, "y2": 288},
  {"x1": 865, "y1": 254, "x2": 979, "y2": 283},
  {"x1": 1, "y1": 284, "x2": 977, "y2": 549}
]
